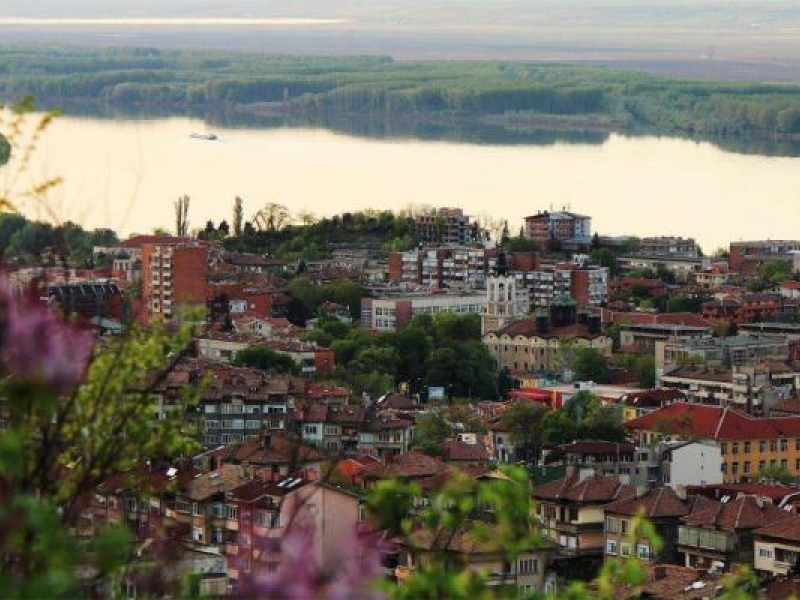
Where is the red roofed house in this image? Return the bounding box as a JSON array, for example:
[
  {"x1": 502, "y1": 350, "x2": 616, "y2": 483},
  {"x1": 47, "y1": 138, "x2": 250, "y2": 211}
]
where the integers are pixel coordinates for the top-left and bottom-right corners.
[
  {"x1": 603, "y1": 486, "x2": 693, "y2": 565},
  {"x1": 533, "y1": 470, "x2": 634, "y2": 563},
  {"x1": 626, "y1": 402, "x2": 800, "y2": 483},
  {"x1": 678, "y1": 494, "x2": 785, "y2": 571},
  {"x1": 754, "y1": 513, "x2": 800, "y2": 576}
]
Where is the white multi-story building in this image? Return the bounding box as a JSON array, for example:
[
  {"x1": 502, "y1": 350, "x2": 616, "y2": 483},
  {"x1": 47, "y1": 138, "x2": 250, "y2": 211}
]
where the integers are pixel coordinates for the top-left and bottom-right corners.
[{"x1": 361, "y1": 292, "x2": 486, "y2": 332}]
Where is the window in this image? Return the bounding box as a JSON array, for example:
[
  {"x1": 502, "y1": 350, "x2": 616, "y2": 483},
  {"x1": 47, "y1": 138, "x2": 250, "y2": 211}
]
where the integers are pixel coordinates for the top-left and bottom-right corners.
[
  {"x1": 606, "y1": 540, "x2": 618, "y2": 555},
  {"x1": 568, "y1": 507, "x2": 578, "y2": 522},
  {"x1": 720, "y1": 443, "x2": 727, "y2": 456},
  {"x1": 732, "y1": 462, "x2": 739, "y2": 475},
  {"x1": 192, "y1": 527, "x2": 203, "y2": 542},
  {"x1": 621, "y1": 520, "x2": 629, "y2": 535},
  {"x1": 192, "y1": 502, "x2": 202, "y2": 516},
  {"x1": 637, "y1": 544, "x2": 650, "y2": 560},
  {"x1": 744, "y1": 461, "x2": 751, "y2": 474},
  {"x1": 732, "y1": 442, "x2": 739, "y2": 455},
  {"x1": 782, "y1": 459, "x2": 789, "y2": 469},
  {"x1": 760, "y1": 460, "x2": 766, "y2": 471},
  {"x1": 518, "y1": 558, "x2": 538, "y2": 574},
  {"x1": 771, "y1": 440, "x2": 778, "y2": 452},
  {"x1": 212, "y1": 528, "x2": 224, "y2": 544},
  {"x1": 758, "y1": 547, "x2": 774, "y2": 558},
  {"x1": 721, "y1": 463, "x2": 727, "y2": 474},
  {"x1": 744, "y1": 442, "x2": 751, "y2": 454},
  {"x1": 212, "y1": 503, "x2": 225, "y2": 518},
  {"x1": 204, "y1": 404, "x2": 217, "y2": 414},
  {"x1": 225, "y1": 505, "x2": 238, "y2": 520},
  {"x1": 606, "y1": 517, "x2": 618, "y2": 534},
  {"x1": 176, "y1": 500, "x2": 190, "y2": 513},
  {"x1": 304, "y1": 425, "x2": 319, "y2": 436},
  {"x1": 760, "y1": 440, "x2": 767, "y2": 453},
  {"x1": 620, "y1": 543, "x2": 631, "y2": 557},
  {"x1": 781, "y1": 439, "x2": 789, "y2": 452}
]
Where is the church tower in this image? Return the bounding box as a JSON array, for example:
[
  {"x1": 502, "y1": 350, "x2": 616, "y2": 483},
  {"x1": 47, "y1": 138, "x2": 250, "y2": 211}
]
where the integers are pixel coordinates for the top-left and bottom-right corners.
[{"x1": 482, "y1": 253, "x2": 529, "y2": 335}]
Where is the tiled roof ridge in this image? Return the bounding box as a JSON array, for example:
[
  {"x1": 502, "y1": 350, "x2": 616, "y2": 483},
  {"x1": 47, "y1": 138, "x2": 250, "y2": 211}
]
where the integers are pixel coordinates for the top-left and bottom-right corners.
[{"x1": 733, "y1": 496, "x2": 748, "y2": 530}]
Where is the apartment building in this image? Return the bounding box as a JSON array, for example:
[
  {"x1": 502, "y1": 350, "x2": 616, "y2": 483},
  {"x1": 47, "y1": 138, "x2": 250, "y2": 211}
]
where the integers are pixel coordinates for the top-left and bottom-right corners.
[
  {"x1": 414, "y1": 207, "x2": 475, "y2": 246},
  {"x1": 701, "y1": 293, "x2": 783, "y2": 325},
  {"x1": 141, "y1": 239, "x2": 210, "y2": 321},
  {"x1": 360, "y1": 292, "x2": 485, "y2": 332},
  {"x1": 658, "y1": 362, "x2": 800, "y2": 414},
  {"x1": 729, "y1": 240, "x2": 800, "y2": 276},
  {"x1": 637, "y1": 236, "x2": 700, "y2": 258},
  {"x1": 387, "y1": 245, "x2": 497, "y2": 288},
  {"x1": 524, "y1": 210, "x2": 591, "y2": 250}
]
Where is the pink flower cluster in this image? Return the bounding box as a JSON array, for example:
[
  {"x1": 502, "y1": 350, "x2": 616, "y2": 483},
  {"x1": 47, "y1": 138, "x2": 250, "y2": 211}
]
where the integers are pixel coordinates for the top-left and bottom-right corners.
[
  {"x1": 0, "y1": 274, "x2": 94, "y2": 394},
  {"x1": 237, "y1": 515, "x2": 386, "y2": 600}
]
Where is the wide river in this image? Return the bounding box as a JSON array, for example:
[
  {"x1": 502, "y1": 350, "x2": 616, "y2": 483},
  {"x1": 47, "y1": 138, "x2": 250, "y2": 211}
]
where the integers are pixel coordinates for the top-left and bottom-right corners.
[{"x1": 7, "y1": 115, "x2": 800, "y2": 253}]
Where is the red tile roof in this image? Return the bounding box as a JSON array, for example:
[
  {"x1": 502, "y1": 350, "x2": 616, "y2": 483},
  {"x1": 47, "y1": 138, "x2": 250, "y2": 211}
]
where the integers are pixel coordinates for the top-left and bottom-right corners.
[
  {"x1": 442, "y1": 439, "x2": 489, "y2": 462},
  {"x1": 360, "y1": 451, "x2": 447, "y2": 480},
  {"x1": 754, "y1": 514, "x2": 800, "y2": 543},
  {"x1": 625, "y1": 402, "x2": 800, "y2": 441},
  {"x1": 533, "y1": 473, "x2": 635, "y2": 504},
  {"x1": 497, "y1": 320, "x2": 606, "y2": 340},
  {"x1": 604, "y1": 486, "x2": 689, "y2": 518},
  {"x1": 682, "y1": 495, "x2": 785, "y2": 531},
  {"x1": 122, "y1": 234, "x2": 189, "y2": 247}
]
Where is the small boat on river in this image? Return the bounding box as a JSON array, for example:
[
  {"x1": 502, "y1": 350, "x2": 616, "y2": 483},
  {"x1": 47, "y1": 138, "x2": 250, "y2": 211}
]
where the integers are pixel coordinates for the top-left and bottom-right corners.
[{"x1": 190, "y1": 132, "x2": 218, "y2": 141}]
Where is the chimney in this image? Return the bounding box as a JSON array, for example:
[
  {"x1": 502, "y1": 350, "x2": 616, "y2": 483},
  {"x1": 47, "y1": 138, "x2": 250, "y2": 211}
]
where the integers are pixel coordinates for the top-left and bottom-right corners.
[
  {"x1": 263, "y1": 434, "x2": 272, "y2": 450},
  {"x1": 675, "y1": 485, "x2": 687, "y2": 501}
]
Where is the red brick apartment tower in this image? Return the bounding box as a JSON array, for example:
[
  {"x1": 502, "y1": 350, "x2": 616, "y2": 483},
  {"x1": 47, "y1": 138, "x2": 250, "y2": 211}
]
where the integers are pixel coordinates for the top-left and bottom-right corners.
[{"x1": 141, "y1": 241, "x2": 210, "y2": 322}]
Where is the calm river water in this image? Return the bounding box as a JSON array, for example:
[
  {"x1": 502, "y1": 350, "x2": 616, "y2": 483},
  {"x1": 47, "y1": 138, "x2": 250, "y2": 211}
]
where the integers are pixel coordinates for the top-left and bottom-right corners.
[{"x1": 10, "y1": 115, "x2": 800, "y2": 252}]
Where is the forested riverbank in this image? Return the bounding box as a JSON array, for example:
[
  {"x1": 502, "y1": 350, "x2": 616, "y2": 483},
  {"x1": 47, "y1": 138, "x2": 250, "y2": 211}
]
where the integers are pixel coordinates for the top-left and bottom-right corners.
[{"x1": 2, "y1": 46, "x2": 800, "y2": 153}]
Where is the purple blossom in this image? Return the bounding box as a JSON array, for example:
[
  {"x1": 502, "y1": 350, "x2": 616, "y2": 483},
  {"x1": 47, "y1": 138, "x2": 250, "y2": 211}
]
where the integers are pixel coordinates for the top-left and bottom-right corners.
[
  {"x1": 237, "y1": 504, "x2": 386, "y2": 600},
  {"x1": 0, "y1": 274, "x2": 94, "y2": 394}
]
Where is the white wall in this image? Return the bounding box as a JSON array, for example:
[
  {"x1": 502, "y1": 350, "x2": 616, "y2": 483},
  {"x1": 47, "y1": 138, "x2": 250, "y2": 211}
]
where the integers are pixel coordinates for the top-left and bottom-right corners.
[{"x1": 667, "y1": 442, "x2": 722, "y2": 488}]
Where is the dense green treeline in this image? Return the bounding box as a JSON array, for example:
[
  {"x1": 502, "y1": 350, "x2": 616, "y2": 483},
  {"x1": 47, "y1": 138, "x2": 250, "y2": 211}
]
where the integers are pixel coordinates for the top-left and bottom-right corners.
[{"x1": 2, "y1": 46, "x2": 800, "y2": 151}]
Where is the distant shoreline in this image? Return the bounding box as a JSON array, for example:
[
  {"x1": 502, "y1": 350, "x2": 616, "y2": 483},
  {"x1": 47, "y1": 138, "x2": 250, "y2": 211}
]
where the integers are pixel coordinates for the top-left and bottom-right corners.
[{"x1": 0, "y1": 17, "x2": 349, "y2": 26}]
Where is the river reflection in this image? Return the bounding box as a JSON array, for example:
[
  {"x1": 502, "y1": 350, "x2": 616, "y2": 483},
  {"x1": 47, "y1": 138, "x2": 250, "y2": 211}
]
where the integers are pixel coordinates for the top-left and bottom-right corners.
[{"x1": 12, "y1": 114, "x2": 800, "y2": 253}]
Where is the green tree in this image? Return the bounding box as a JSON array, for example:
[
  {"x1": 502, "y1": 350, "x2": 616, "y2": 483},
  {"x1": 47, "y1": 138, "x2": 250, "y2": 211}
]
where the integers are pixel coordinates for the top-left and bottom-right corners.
[
  {"x1": 761, "y1": 258, "x2": 792, "y2": 285},
  {"x1": 590, "y1": 247, "x2": 618, "y2": 276},
  {"x1": 758, "y1": 462, "x2": 795, "y2": 485},
  {"x1": 174, "y1": 194, "x2": 190, "y2": 236},
  {"x1": 233, "y1": 195, "x2": 244, "y2": 236},
  {"x1": 0, "y1": 212, "x2": 27, "y2": 254},
  {"x1": 233, "y1": 345, "x2": 300, "y2": 374},
  {"x1": 572, "y1": 347, "x2": 611, "y2": 383},
  {"x1": 412, "y1": 410, "x2": 454, "y2": 456},
  {"x1": 500, "y1": 401, "x2": 548, "y2": 462},
  {"x1": 502, "y1": 234, "x2": 539, "y2": 254}
]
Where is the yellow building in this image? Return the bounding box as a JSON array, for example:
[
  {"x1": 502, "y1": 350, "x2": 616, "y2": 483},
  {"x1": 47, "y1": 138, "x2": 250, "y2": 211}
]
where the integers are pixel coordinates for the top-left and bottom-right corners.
[
  {"x1": 626, "y1": 402, "x2": 800, "y2": 483},
  {"x1": 484, "y1": 318, "x2": 612, "y2": 375}
]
